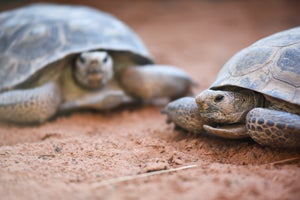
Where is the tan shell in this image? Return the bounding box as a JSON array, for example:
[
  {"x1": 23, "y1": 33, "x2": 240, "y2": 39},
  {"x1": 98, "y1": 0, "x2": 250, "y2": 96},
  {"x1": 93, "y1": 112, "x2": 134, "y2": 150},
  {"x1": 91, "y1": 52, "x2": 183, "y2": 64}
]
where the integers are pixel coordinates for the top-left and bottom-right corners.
[
  {"x1": 0, "y1": 3, "x2": 153, "y2": 92},
  {"x1": 211, "y1": 27, "x2": 300, "y2": 106}
]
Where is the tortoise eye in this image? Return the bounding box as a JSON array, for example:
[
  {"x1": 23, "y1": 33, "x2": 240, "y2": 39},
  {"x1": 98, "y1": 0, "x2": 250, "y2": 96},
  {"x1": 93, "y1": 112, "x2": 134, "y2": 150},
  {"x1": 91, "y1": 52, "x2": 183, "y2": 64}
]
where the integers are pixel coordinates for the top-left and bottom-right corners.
[
  {"x1": 79, "y1": 55, "x2": 86, "y2": 64},
  {"x1": 214, "y1": 95, "x2": 224, "y2": 103},
  {"x1": 103, "y1": 55, "x2": 108, "y2": 63}
]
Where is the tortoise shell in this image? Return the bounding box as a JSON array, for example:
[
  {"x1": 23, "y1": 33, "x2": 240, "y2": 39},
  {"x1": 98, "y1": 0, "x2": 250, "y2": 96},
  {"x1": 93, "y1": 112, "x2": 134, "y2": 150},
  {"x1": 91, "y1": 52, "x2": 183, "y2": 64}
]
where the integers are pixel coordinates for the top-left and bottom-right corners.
[
  {"x1": 0, "y1": 3, "x2": 153, "y2": 92},
  {"x1": 211, "y1": 27, "x2": 300, "y2": 106}
]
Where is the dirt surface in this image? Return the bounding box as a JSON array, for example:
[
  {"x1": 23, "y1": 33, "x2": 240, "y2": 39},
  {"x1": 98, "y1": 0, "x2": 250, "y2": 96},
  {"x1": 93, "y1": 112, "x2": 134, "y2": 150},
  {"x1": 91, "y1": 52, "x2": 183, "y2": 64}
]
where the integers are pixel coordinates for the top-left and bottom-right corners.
[{"x1": 1, "y1": 0, "x2": 300, "y2": 199}]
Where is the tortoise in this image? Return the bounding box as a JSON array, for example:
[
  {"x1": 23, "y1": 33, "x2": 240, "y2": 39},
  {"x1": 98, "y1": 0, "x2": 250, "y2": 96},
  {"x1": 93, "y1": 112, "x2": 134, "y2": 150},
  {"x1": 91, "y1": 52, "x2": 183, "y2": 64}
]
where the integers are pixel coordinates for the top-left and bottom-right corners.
[
  {"x1": 162, "y1": 27, "x2": 300, "y2": 148},
  {"x1": 0, "y1": 3, "x2": 194, "y2": 124}
]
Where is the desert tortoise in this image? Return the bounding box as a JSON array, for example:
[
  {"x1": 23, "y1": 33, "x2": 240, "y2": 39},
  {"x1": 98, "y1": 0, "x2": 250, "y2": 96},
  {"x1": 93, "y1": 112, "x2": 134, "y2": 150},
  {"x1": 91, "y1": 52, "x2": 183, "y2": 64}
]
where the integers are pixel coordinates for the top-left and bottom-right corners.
[
  {"x1": 0, "y1": 4, "x2": 193, "y2": 124},
  {"x1": 163, "y1": 27, "x2": 300, "y2": 148}
]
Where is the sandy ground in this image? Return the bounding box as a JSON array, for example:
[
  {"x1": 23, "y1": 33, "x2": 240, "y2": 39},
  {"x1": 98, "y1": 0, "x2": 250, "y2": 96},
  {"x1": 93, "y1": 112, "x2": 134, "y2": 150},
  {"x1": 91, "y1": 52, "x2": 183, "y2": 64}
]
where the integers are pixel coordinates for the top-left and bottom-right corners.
[{"x1": 1, "y1": 0, "x2": 300, "y2": 199}]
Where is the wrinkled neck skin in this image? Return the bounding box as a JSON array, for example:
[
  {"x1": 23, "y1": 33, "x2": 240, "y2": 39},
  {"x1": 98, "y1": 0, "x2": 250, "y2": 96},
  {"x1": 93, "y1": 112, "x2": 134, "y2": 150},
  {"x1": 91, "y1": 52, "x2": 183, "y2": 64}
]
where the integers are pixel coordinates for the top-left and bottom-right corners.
[{"x1": 196, "y1": 87, "x2": 264, "y2": 125}]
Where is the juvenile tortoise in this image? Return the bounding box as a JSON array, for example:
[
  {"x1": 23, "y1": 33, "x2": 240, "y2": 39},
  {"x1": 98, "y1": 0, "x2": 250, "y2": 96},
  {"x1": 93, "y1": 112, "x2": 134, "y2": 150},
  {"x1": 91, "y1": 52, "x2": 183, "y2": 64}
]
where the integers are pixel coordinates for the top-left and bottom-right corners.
[
  {"x1": 0, "y1": 4, "x2": 194, "y2": 124},
  {"x1": 163, "y1": 27, "x2": 300, "y2": 148}
]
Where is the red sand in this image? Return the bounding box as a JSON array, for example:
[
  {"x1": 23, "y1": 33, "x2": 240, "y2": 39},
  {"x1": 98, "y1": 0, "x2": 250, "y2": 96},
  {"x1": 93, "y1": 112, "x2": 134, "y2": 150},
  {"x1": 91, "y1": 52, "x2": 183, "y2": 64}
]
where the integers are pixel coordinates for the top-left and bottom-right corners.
[{"x1": 1, "y1": 1, "x2": 300, "y2": 199}]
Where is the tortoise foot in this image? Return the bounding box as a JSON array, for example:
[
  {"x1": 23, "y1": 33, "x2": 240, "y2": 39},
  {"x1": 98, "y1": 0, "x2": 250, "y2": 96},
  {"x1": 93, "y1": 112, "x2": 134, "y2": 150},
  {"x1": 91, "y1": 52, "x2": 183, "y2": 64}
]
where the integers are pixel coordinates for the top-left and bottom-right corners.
[
  {"x1": 0, "y1": 81, "x2": 61, "y2": 124},
  {"x1": 246, "y1": 108, "x2": 300, "y2": 148},
  {"x1": 120, "y1": 65, "x2": 195, "y2": 100},
  {"x1": 161, "y1": 97, "x2": 204, "y2": 133}
]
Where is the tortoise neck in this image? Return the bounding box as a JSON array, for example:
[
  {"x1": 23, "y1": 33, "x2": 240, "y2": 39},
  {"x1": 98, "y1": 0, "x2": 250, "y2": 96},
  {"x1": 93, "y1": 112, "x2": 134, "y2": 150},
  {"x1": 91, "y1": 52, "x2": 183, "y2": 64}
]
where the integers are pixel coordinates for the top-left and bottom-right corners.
[{"x1": 265, "y1": 95, "x2": 300, "y2": 115}]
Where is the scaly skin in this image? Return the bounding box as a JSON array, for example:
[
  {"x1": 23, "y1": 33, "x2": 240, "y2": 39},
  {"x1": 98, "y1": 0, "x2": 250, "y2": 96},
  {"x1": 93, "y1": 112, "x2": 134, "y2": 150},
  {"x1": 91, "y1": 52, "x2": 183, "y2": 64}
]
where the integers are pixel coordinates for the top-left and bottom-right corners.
[
  {"x1": 0, "y1": 81, "x2": 61, "y2": 124},
  {"x1": 161, "y1": 97, "x2": 205, "y2": 133},
  {"x1": 194, "y1": 88, "x2": 262, "y2": 138},
  {"x1": 196, "y1": 89, "x2": 263, "y2": 124},
  {"x1": 246, "y1": 108, "x2": 300, "y2": 148},
  {"x1": 162, "y1": 88, "x2": 300, "y2": 148},
  {"x1": 120, "y1": 65, "x2": 194, "y2": 101}
]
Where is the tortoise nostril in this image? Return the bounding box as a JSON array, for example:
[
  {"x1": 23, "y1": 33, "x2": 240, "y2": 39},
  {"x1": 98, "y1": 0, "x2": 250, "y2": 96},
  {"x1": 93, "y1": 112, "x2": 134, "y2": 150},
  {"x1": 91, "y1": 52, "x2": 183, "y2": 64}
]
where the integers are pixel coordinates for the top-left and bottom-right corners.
[{"x1": 214, "y1": 95, "x2": 224, "y2": 103}]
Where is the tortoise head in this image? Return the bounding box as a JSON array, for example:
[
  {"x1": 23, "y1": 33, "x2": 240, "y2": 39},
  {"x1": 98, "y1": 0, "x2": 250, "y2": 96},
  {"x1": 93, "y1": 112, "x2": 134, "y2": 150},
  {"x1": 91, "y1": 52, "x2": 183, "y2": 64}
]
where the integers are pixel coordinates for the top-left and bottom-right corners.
[
  {"x1": 195, "y1": 88, "x2": 262, "y2": 124},
  {"x1": 74, "y1": 51, "x2": 113, "y2": 90}
]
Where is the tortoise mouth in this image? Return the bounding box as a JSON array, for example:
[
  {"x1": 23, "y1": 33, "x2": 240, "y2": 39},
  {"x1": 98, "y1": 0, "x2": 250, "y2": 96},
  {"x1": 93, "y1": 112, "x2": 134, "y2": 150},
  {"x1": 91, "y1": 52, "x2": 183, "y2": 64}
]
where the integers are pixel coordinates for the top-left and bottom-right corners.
[
  {"x1": 200, "y1": 111, "x2": 246, "y2": 124},
  {"x1": 203, "y1": 123, "x2": 248, "y2": 139}
]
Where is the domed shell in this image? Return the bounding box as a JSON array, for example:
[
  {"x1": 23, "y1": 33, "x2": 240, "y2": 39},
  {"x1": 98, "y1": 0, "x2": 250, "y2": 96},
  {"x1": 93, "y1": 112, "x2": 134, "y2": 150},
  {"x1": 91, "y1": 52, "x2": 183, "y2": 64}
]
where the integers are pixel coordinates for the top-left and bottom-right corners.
[
  {"x1": 0, "y1": 3, "x2": 153, "y2": 92},
  {"x1": 211, "y1": 27, "x2": 300, "y2": 106}
]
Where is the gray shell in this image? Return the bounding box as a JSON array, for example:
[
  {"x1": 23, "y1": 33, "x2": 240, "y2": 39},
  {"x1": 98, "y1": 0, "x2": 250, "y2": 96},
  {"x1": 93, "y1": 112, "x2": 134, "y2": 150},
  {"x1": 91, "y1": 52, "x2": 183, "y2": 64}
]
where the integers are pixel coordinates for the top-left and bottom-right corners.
[
  {"x1": 0, "y1": 3, "x2": 153, "y2": 92},
  {"x1": 211, "y1": 27, "x2": 300, "y2": 106}
]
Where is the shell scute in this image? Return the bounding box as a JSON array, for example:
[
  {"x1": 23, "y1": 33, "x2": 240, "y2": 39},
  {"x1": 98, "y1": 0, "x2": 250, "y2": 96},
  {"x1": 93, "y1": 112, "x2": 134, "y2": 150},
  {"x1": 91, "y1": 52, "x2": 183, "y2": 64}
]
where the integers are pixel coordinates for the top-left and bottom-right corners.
[
  {"x1": 211, "y1": 27, "x2": 300, "y2": 106},
  {"x1": 0, "y1": 4, "x2": 152, "y2": 92},
  {"x1": 273, "y1": 44, "x2": 300, "y2": 87}
]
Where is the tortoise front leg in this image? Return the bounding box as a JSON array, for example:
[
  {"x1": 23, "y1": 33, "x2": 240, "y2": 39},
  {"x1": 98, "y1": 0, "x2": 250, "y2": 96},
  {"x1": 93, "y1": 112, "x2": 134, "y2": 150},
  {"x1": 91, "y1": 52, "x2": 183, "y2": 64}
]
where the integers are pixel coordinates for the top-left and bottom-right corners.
[
  {"x1": 161, "y1": 97, "x2": 205, "y2": 133},
  {"x1": 0, "y1": 81, "x2": 61, "y2": 124},
  {"x1": 59, "y1": 90, "x2": 135, "y2": 112},
  {"x1": 246, "y1": 108, "x2": 300, "y2": 148},
  {"x1": 119, "y1": 65, "x2": 195, "y2": 101}
]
